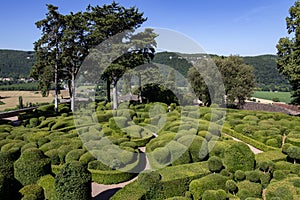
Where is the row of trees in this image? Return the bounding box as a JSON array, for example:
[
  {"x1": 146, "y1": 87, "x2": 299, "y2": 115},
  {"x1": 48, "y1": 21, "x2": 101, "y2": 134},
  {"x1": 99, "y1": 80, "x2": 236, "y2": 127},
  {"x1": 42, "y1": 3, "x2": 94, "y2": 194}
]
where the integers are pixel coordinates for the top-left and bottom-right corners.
[{"x1": 31, "y1": 2, "x2": 156, "y2": 111}]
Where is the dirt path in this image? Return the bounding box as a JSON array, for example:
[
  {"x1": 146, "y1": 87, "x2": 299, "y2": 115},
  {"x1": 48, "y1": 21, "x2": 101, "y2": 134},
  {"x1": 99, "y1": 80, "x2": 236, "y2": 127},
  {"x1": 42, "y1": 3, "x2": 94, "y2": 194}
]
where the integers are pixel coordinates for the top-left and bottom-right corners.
[
  {"x1": 91, "y1": 147, "x2": 150, "y2": 199},
  {"x1": 231, "y1": 136, "x2": 263, "y2": 154}
]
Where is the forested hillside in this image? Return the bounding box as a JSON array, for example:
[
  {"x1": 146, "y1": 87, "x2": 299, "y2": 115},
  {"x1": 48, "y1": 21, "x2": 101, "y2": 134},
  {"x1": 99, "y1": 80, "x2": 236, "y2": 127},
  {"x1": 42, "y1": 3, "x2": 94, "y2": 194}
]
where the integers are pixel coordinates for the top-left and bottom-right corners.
[
  {"x1": 0, "y1": 49, "x2": 35, "y2": 78},
  {"x1": 0, "y1": 50, "x2": 291, "y2": 92},
  {"x1": 154, "y1": 52, "x2": 291, "y2": 92},
  {"x1": 243, "y1": 55, "x2": 290, "y2": 92}
]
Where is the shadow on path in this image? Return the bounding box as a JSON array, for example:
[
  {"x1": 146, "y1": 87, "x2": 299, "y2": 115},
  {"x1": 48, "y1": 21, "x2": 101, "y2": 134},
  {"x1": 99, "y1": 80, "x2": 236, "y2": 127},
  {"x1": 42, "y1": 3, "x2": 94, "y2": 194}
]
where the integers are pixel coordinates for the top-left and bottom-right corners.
[{"x1": 92, "y1": 188, "x2": 122, "y2": 200}]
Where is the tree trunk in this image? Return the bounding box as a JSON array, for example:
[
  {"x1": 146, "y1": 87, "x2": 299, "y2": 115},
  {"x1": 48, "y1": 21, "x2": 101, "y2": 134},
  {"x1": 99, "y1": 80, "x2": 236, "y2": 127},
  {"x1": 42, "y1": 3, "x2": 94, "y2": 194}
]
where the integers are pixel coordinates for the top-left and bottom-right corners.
[
  {"x1": 71, "y1": 71, "x2": 75, "y2": 112},
  {"x1": 112, "y1": 80, "x2": 118, "y2": 110},
  {"x1": 54, "y1": 63, "x2": 58, "y2": 113},
  {"x1": 107, "y1": 80, "x2": 111, "y2": 102},
  {"x1": 138, "y1": 72, "x2": 142, "y2": 103}
]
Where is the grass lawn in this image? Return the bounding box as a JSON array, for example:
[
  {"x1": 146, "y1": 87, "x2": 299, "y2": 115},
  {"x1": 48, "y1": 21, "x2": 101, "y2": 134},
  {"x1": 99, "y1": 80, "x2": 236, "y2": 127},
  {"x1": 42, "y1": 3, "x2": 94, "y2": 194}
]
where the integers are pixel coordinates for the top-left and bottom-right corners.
[{"x1": 252, "y1": 91, "x2": 292, "y2": 104}]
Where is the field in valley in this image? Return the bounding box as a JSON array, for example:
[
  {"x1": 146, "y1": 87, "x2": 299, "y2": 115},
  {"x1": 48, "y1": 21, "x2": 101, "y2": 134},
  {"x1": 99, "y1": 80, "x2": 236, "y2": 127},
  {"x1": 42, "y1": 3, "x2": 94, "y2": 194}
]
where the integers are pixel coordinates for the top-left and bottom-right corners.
[
  {"x1": 0, "y1": 90, "x2": 70, "y2": 112},
  {"x1": 252, "y1": 91, "x2": 292, "y2": 104}
]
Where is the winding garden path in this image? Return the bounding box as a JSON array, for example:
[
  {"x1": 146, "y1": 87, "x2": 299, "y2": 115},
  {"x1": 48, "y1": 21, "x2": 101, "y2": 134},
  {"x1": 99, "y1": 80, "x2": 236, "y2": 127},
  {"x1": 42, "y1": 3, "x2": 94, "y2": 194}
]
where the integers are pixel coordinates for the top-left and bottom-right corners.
[{"x1": 91, "y1": 147, "x2": 150, "y2": 199}]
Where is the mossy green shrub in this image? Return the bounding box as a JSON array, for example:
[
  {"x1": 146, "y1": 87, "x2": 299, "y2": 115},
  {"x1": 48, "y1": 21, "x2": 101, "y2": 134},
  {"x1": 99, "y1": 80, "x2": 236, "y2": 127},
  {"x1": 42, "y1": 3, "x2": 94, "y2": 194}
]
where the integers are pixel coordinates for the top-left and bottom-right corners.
[
  {"x1": 1, "y1": 140, "x2": 26, "y2": 152},
  {"x1": 65, "y1": 149, "x2": 86, "y2": 163},
  {"x1": 203, "y1": 113, "x2": 220, "y2": 122},
  {"x1": 226, "y1": 180, "x2": 238, "y2": 195},
  {"x1": 166, "y1": 141, "x2": 190, "y2": 165},
  {"x1": 21, "y1": 142, "x2": 38, "y2": 153},
  {"x1": 109, "y1": 116, "x2": 129, "y2": 130},
  {"x1": 39, "y1": 140, "x2": 65, "y2": 153},
  {"x1": 55, "y1": 161, "x2": 91, "y2": 200},
  {"x1": 189, "y1": 174, "x2": 228, "y2": 200},
  {"x1": 150, "y1": 147, "x2": 171, "y2": 167},
  {"x1": 57, "y1": 145, "x2": 75, "y2": 163},
  {"x1": 274, "y1": 161, "x2": 293, "y2": 170},
  {"x1": 282, "y1": 143, "x2": 293, "y2": 154},
  {"x1": 79, "y1": 152, "x2": 96, "y2": 165},
  {"x1": 164, "y1": 197, "x2": 190, "y2": 200},
  {"x1": 208, "y1": 156, "x2": 223, "y2": 173},
  {"x1": 19, "y1": 184, "x2": 44, "y2": 200},
  {"x1": 255, "y1": 150, "x2": 286, "y2": 163},
  {"x1": 14, "y1": 148, "x2": 51, "y2": 186},
  {"x1": 208, "y1": 141, "x2": 230, "y2": 158},
  {"x1": 44, "y1": 149, "x2": 60, "y2": 165},
  {"x1": 24, "y1": 131, "x2": 50, "y2": 143},
  {"x1": 273, "y1": 170, "x2": 288, "y2": 181},
  {"x1": 287, "y1": 145, "x2": 300, "y2": 164},
  {"x1": 202, "y1": 189, "x2": 227, "y2": 200},
  {"x1": 245, "y1": 170, "x2": 261, "y2": 183},
  {"x1": 266, "y1": 185, "x2": 293, "y2": 200},
  {"x1": 28, "y1": 118, "x2": 40, "y2": 128},
  {"x1": 234, "y1": 170, "x2": 246, "y2": 181},
  {"x1": 223, "y1": 142, "x2": 255, "y2": 173},
  {"x1": 237, "y1": 180, "x2": 262, "y2": 199},
  {"x1": 266, "y1": 138, "x2": 281, "y2": 148},
  {"x1": 37, "y1": 175, "x2": 56, "y2": 200},
  {"x1": 290, "y1": 163, "x2": 300, "y2": 175},
  {"x1": 0, "y1": 149, "x2": 21, "y2": 199}
]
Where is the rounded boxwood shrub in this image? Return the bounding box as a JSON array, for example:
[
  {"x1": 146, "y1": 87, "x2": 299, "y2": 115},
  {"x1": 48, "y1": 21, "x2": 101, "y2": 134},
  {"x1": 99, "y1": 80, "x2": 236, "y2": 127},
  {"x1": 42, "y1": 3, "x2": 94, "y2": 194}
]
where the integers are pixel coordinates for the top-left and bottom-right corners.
[
  {"x1": 137, "y1": 170, "x2": 161, "y2": 190},
  {"x1": 88, "y1": 160, "x2": 111, "y2": 171},
  {"x1": 37, "y1": 175, "x2": 56, "y2": 200},
  {"x1": 189, "y1": 174, "x2": 228, "y2": 200},
  {"x1": 224, "y1": 142, "x2": 255, "y2": 173},
  {"x1": 45, "y1": 149, "x2": 60, "y2": 165},
  {"x1": 79, "y1": 152, "x2": 96, "y2": 166},
  {"x1": 266, "y1": 138, "x2": 280, "y2": 148},
  {"x1": 237, "y1": 180, "x2": 262, "y2": 199},
  {"x1": 14, "y1": 148, "x2": 51, "y2": 186},
  {"x1": 273, "y1": 170, "x2": 287, "y2": 181},
  {"x1": 202, "y1": 189, "x2": 227, "y2": 200},
  {"x1": 234, "y1": 170, "x2": 246, "y2": 181},
  {"x1": 29, "y1": 118, "x2": 39, "y2": 128},
  {"x1": 266, "y1": 186, "x2": 293, "y2": 200},
  {"x1": 21, "y1": 142, "x2": 38, "y2": 153},
  {"x1": 55, "y1": 161, "x2": 91, "y2": 200},
  {"x1": 19, "y1": 184, "x2": 44, "y2": 200},
  {"x1": 65, "y1": 149, "x2": 86, "y2": 163},
  {"x1": 208, "y1": 156, "x2": 223, "y2": 173},
  {"x1": 151, "y1": 147, "x2": 171, "y2": 166},
  {"x1": 245, "y1": 170, "x2": 261, "y2": 183},
  {"x1": 287, "y1": 145, "x2": 300, "y2": 164},
  {"x1": 226, "y1": 180, "x2": 237, "y2": 195}
]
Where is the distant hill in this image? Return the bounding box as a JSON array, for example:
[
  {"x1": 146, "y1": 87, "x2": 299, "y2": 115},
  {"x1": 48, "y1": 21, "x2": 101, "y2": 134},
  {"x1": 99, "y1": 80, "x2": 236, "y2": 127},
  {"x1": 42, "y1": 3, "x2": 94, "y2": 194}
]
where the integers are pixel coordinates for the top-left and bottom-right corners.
[
  {"x1": 153, "y1": 52, "x2": 291, "y2": 92},
  {"x1": 0, "y1": 50, "x2": 291, "y2": 92},
  {"x1": 0, "y1": 49, "x2": 36, "y2": 79}
]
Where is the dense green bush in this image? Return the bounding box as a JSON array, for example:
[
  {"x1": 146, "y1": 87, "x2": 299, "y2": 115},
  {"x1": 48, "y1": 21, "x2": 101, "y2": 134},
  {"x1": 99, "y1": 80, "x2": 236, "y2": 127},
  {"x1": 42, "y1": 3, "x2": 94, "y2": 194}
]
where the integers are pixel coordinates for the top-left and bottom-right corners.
[
  {"x1": 65, "y1": 149, "x2": 86, "y2": 163},
  {"x1": 245, "y1": 170, "x2": 261, "y2": 183},
  {"x1": 19, "y1": 184, "x2": 44, "y2": 200},
  {"x1": 237, "y1": 180, "x2": 262, "y2": 199},
  {"x1": 44, "y1": 149, "x2": 60, "y2": 165},
  {"x1": 208, "y1": 156, "x2": 223, "y2": 173},
  {"x1": 273, "y1": 170, "x2": 288, "y2": 181},
  {"x1": 287, "y1": 145, "x2": 300, "y2": 164},
  {"x1": 266, "y1": 186, "x2": 293, "y2": 200},
  {"x1": 79, "y1": 152, "x2": 96, "y2": 165},
  {"x1": 223, "y1": 142, "x2": 255, "y2": 173},
  {"x1": 189, "y1": 174, "x2": 228, "y2": 199},
  {"x1": 55, "y1": 161, "x2": 91, "y2": 200},
  {"x1": 235, "y1": 170, "x2": 246, "y2": 181},
  {"x1": 226, "y1": 180, "x2": 237, "y2": 195},
  {"x1": 202, "y1": 189, "x2": 227, "y2": 200},
  {"x1": 37, "y1": 175, "x2": 56, "y2": 200},
  {"x1": 14, "y1": 148, "x2": 51, "y2": 186}
]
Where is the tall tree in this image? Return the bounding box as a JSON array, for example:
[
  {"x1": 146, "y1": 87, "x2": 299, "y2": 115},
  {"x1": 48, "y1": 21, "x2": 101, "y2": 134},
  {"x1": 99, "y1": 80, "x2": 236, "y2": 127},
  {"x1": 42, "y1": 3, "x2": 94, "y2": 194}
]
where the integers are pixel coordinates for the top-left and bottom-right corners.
[
  {"x1": 31, "y1": 4, "x2": 65, "y2": 111},
  {"x1": 276, "y1": 1, "x2": 300, "y2": 105}
]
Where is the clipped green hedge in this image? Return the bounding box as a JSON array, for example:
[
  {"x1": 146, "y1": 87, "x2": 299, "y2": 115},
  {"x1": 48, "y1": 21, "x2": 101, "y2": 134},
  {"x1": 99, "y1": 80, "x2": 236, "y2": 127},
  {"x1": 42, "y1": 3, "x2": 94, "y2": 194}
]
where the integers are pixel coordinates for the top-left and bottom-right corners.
[
  {"x1": 19, "y1": 184, "x2": 44, "y2": 200},
  {"x1": 55, "y1": 161, "x2": 91, "y2": 200},
  {"x1": 189, "y1": 174, "x2": 228, "y2": 200},
  {"x1": 14, "y1": 148, "x2": 51, "y2": 186},
  {"x1": 37, "y1": 175, "x2": 56, "y2": 200},
  {"x1": 222, "y1": 126, "x2": 277, "y2": 152}
]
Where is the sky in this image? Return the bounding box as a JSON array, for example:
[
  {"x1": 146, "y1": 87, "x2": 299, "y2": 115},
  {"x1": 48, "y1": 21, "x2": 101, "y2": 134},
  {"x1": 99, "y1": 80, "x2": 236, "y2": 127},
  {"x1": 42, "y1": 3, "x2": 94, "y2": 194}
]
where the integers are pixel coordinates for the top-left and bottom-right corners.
[{"x1": 0, "y1": 0, "x2": 296, "y2": 56}]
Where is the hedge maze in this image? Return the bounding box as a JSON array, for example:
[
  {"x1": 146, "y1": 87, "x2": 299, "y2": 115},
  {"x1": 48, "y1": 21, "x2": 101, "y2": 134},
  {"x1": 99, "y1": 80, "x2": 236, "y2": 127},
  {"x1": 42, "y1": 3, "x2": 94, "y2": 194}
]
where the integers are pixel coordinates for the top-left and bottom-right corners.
[{"x1": 0, "y1": 101, "x2": 300, "y2": 199}]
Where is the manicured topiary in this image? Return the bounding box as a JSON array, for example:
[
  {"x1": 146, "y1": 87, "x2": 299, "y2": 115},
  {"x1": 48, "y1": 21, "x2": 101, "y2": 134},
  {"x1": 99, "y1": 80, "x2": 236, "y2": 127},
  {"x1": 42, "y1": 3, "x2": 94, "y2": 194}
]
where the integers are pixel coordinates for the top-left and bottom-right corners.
[
  {"x1": 287, "y1": 145, "x2": 300, "y2": 164},
  {"x1": 234, "y1": 170, "x2": 246, "y2": 181},
  {"x1": 137, "y1": 170, "x2": 162, "y2": 197},
  {"x1": 79, "y1": 152, "x2": 96, "y2": 166},
  {"x1": 21, "y1": 142, "x2": 38, "y2": 153},
  {"x1": 44, "y1": 149, "x2": 60, "y2": 165},
  {"x1": 226, "y1": 180, "x2": 237, "y2": 195},
  {"x1": 37, "y1": 175, "x2": 56, "y2": 200},
  {"x1": 19, "y1": 184, "x2": 44, "y2": 200},
  {"x1": 208, "y1": 156, "x2": 223, "y2": 173},
  {"x1": 245, "y1": 170, "x2": 261, "y2": 183},
  {"x1": 65, "y1": 149, "x2": 86, "y2": 163},
  {"x1": 189, "y1": 174, "x2": 228, "y2": 200},
  {"x1": 257, "y1": 161, "x2": 275, "y2": 173},
  {"x1": 29, "y1": 118, "x2": 39, "y2": 128},
  {"x1": 202, "y1": 189, "x2": 227, "y2": 200},
  {"x1": 273, "y1": 170, "x2": 287, "y2": 181},
  {"x1": 266, "y1": 186, "x2": 293, "y2": 200},
  {"x1": 237, "y1": 180, "x2": 262, "y2": 199},
  {"x1": 14, "y1": 148, "x2": 51, "y2": 186},
  {"x1": 55, "y1": 161, "x2": 91, "y2": 200},
  {"x1": 266, "y1": 138, "x2": 280, "y2": 148},
  {"x1": 223, "y1": 142, "x2": 255, "y2": 173}
]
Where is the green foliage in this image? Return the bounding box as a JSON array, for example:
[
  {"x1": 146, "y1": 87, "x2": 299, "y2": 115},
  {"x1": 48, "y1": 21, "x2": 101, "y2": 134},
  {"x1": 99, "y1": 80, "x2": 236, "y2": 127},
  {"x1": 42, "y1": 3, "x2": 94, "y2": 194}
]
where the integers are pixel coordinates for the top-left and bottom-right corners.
[
  {"x1": 223, "y1": 142, "x2": 255, "y2": 172},
  {"x1": 14, "y1": 148, "x2": 51, "y2": 186},
  {"x1": 55, "y1": 161, "x2": 91, "y2": 200},
  {"x1": 202, "y1": 189, "x2": 227, "y2": 200},
  {"x1": 65, "y1": 149, "x2": 86, "y2": 163},
  {"x1": 245, "y1": 170, "x2": 261, "y2": 183},
  {"x1": 234, "y1": 170, "x2": 246, "y2": 181},
  {"x1": 287, "y1": 145, "x2": 300, "y2": 163},
  {"x1": 226, "y1": 180, "x2": 237, "y2": 194},
  {"x1": 189, "y1": 174, "x2": 228, "y2": 200},
  {"x1": 208, "y1": 156, "x2": 223, "y2": 173},
  {"x1": 19, "y1": 184, "x2": 44, "y2": 200},
  {"x1": 37, "y1": 175, "x2": 56, "y2": 200},
  {"x1": 237, "y1": 180, "x2": 262, "y2": 199}
]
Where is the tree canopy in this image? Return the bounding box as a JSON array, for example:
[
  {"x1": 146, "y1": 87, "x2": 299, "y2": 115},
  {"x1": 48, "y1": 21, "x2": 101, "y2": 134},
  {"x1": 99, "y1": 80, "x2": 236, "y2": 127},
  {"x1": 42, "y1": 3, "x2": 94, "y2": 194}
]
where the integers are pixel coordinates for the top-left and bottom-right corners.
[{"x1": 276, "y1": 1, "x2": 300, "y2": 105}]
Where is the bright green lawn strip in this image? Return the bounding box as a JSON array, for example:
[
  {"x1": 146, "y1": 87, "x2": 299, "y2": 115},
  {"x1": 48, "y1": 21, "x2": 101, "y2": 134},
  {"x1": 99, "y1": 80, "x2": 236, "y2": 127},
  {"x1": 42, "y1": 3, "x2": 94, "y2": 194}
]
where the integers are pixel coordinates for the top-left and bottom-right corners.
[{"x1": 252, "y1": 91, "x2": 291, "y2": 103}]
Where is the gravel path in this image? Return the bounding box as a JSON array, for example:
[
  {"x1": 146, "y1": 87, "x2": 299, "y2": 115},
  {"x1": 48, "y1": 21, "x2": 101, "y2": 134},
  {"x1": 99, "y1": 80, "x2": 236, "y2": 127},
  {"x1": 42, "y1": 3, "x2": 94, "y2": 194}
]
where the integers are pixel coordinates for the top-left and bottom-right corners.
[{"x1": 91, "y1": 147, "x2": 150, "y2": 199}]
